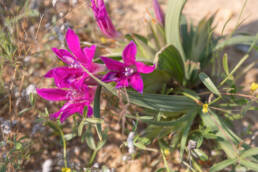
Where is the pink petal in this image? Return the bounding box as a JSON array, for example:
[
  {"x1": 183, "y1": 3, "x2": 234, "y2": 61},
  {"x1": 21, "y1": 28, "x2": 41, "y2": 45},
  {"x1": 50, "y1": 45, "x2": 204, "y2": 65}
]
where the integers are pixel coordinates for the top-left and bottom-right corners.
[
  {"x1": 83, "y1": 86, "x2": 96, "y2": 103},
  {"x1": 97, "y1": 0, "x2": 104, "y2": 7},
  {"x1": 153, "y1": 0, "x2": 165, "y2": 25},
  {"x1": 44, "y1": 66, "x2": 72, "y2": 78},
  {"x1": 52, "y1": 48, "x2": 76, "y2": 65},
  {"x1": 59, "y1": 102, "x2": 85, "y2": 123},
  {"x1": 50, "y1": 111, "x2": 61, "y2": 120},
  {"x1": 91, "y1": 63, "x2": 106, "y2": 74},
  {"x1": 87, "y1": 106, "x2": 93, "y2": 117},
  {"x1": 66, "y1": 29, "x2": 85, "y2": 61},
  {"x1": 100, "y1": 57, "x2": 124, "y2": 71},
  {"x1": 36, "y1": 88, "x2": 69, "y2": 101},
  {"x1": 102, "y1": 72, "x2": 119, "y2": 82},
  {"x1": 116, "y1": 78, "x2": 129, "y2": 88},
  {"x1": 122, "y1": 41, "x2": 137, "y2": 65},
  {"x1": 129, "y1": 73, "x2": 144, "y2": 93},
  {"x1": 44, "y1": 67, "x2": 85, "y2": 88},
  {"x1": 135, "y1": 62, "x2": 155, "y2": 74},
  {"x1": 83, "y1": 45, "x2": 96, "y2": 65}
]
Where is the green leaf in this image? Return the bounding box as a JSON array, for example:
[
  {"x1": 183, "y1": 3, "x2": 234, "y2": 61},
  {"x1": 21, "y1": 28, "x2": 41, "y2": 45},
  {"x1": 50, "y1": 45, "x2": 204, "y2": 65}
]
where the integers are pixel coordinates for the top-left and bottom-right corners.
[
  {"x1": 128, "y1": 91, "x2": 197, "y2": 113},
  {"x1": 94, "y1": 86, "x2": 103, "y2": 139},
  {"x1": 85, "y1": 127, "x2": 96, "y2": 150},
  {"x1": 201, "y1": 111, "x2": 241, "y2": 159},
  {"x1": 78, "y1": 107, "x2": 88, "y2": 137},
  {"x1": 193, "y1": 149, "x2": 209, "y2": 161},
  {"x1": 64, "y1": 133, "x2": 77, "y2": 141},
  {"x1": 142, "y1": 70, "x2": 171, "y2": 93},
  {"x1": 210, "y1": 158, "x2": 238, "y2": 172},
  {"x1": 85, "y1": 118, "x2": 104, "y2": 124},
  {"x1": 222, "y1": 53, "x2": 229, "y2": 75},
  {"x1": 180, "y1": 111, "x2": 197, "y2": 160},
  {"x1": 150, "y1": 22, "x2": 166, "y2": 49},
  {"x1": 239, "y1": 159, "x2": 258, "y2": 171},
  {"x1": 189, "y1": 14, "x2": 216, "y2": 68},
  {"x1": 80, "y1": 64, "x2": 196, "y2": 113},
  {"x1": 165, "y1": 0, "x2": 186, "y2": 60},
  {"x1": 157, "y1": 44, "x2": 185, "y2": 84},
  {"x1": 45, "y1": 121, "x2": 61, "y2": 134},
  {"x1": 78, "y1": 119, "x2": 85, "y2": 137},
  {"x1": 15, "y1": 142, "x2": 22, "y2": 150},
  {"x1": 220, "y1": 54, "x2": 249, "y2": 86},
  {"x1": 0, "y1": 165, "x2": 7, "y2": 172},
  {"x1": 96, "y1": 139, "x2": 107, "y2": 151},
  {"x1": 240, "y1": 148, "x2": 258, "y2": 159},
  {"x1": 199, "y1": 72, "x2": 221, "y2": 96},
  {"x1": 134, "y1": 142, "x2": 157, "y2": 152},
  {"x1": 139, "y1": 113, "x2": 188, "y2": 126},
  {"x1": 155, "y1": 168, "x2": 166, "y2": 172},
  {"x1": 133, "y1": 35, "x2": 156, "y2": 61},
  {"x1": 214, "y1": 35, "x2": 258, "y2": 51}
]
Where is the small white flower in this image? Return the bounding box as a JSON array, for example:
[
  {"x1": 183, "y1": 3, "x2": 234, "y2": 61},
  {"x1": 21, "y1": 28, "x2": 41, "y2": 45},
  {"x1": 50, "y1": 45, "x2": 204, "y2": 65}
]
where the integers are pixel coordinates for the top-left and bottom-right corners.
[
  {"x1": 52, "y1": 0, "x2": 58, "y2": 7},
  {"x1": 1, "y1": 120, "x2": 11, "y2": 135},
  {"x1": 26, "y1": 84, "x2": 36, "y2": 96},
  {"x1": 93, "y1": 163, "x2": 99, "y2": 169},
  {"x1": 42, "y1": 159, "x2": 53, "y2": 172},
  {"x1": 71, "y1": 0, "x2": 78, "y2": 6},
  {"x1": 187, "y1": 140, "x2": 197, "y2": 150}
]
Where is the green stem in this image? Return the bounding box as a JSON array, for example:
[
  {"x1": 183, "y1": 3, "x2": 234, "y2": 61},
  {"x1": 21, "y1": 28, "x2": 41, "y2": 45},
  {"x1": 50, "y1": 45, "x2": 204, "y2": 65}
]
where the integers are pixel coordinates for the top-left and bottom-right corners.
[
  {"x1": 161, "y1": 148, "x2": 171, "y2": 172},
  {"x1": 88, "y1": 149, "x2": 98, "y2": 167},
  {"x1": 209, "y1": 96, "x2": 222, "y2": 105},
  {"x1": 57, "y1": 127, "x2": 67, "y2": 168},
  {"x1": 159, "y1": 141, "x2": 173, "y2": 172}
]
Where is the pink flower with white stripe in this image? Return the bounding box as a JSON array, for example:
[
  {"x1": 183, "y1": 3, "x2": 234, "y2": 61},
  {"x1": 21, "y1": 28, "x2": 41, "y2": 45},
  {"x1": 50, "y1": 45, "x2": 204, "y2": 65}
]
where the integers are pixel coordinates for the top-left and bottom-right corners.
[
  {"x1": 101, "y1": 41, "x2": 155, "y2": 93},
  {"x1": 45, "y1": 29, "x2": 105, "y2": 88},
  {"x1": 36, "y1": 85, "x2": 95, "y2": 123}
]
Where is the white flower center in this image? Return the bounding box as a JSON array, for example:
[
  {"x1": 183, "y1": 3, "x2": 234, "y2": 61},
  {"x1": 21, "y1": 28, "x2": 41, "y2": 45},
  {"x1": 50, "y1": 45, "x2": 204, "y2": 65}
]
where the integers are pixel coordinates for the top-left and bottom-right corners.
[{"x1": 124, "y1": 66, "x2": 135, "y2": 77}]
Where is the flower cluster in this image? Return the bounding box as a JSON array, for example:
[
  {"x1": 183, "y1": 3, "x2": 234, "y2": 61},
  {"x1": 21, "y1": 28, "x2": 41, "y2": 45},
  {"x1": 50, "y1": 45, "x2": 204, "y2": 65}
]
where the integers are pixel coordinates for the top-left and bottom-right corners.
[
  {"x1": 37, "y1": 31, "x2": 155, "y2": 122},
  {"x1": 37, "y1": 29, "x2": 102, "y2": 122},
  {"x1": 37, "y1": 0, "x2": 158, "y2": 122}
]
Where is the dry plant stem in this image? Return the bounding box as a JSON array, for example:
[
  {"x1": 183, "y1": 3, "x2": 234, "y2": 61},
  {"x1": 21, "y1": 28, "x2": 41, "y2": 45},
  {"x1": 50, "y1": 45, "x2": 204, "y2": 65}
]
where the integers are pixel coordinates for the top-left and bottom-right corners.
[
  {"x1": 182, "y1": 161, "x2": 195, "y2": 172},
  {"x1": 35, "y1": 15, "x2": 44, "y2": 40},
  {"x1": 199, "y1": 91, "x2": 257, "y2": 100},
  {"x1": 9, "y1": 64, "x2": 19, "y2": 114},
  {"x1": 118, "y1": 88, "x2": 130, "y2": 134},
  {"x1": 210, "y1": 107, "x2": 240, "y2": 114}
]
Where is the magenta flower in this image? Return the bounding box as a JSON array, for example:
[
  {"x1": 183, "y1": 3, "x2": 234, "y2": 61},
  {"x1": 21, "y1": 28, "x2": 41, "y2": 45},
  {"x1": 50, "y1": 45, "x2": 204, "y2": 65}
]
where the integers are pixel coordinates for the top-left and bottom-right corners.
[
  {"x1": 36, "y1": 85, "x2": 95, "y2": 122},
  {"x1": 45, "y1": 29, "x2": 105, "y2": 88},
  {"x1": 101, "y1": 41, "x2": 155, "y2": 93},
  {"x1": 91, "y1": 0, "x2": 120, "y2": 38},
  {"x1": 153, "y1": 0, "x2": 164, "y2": 25}
]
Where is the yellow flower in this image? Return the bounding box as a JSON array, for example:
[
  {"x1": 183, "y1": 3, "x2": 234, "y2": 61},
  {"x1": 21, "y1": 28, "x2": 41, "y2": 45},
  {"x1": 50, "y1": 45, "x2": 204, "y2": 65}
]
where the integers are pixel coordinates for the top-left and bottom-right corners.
[
  {"x1": 250, "y1": 82, "x2": 258, "y2": 92},
  {"x1": 164, "y1": 148, "x2": 170, "y2": 156},
  {"x1": 202, "y1": 104, "x2": 208, "y2": 113},
  {"x1": 100, "y1": 37, "x2": 107, "y2": 44},
  {"x1": 61, "y1": 168, "x2": 71, "y2": 172}
]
